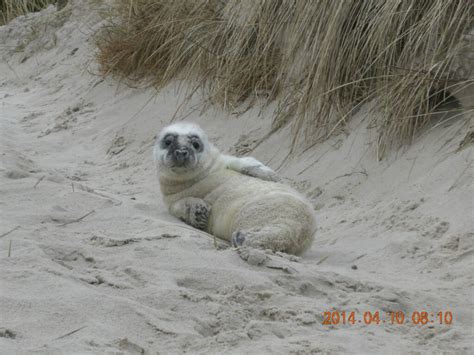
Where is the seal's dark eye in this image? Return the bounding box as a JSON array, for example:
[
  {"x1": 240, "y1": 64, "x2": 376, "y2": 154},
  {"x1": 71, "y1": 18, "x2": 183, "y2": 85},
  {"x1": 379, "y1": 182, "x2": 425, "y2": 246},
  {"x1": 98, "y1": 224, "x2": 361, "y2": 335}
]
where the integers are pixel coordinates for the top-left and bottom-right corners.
[
  {"x1": 163, "y1": 135, "x2": 173, "y2": 147},
  {"x1": 192, "y1": 141, "x2": 200, "y2": 150}
]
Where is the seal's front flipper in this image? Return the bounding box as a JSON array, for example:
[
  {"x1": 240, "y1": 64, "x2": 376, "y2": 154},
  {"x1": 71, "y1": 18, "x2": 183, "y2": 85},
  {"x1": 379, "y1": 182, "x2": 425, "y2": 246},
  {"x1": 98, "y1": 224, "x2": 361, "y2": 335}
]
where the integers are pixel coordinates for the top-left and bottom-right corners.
[
  {"x1": 239, "y1": 165, "x2": 281, "y2": 182},
  {"x1": 170, "y1": 197, "x2": 211, "y2": 231},
  {"x1": 223, "y1": 155, "x2": 281, "y2": 182}
]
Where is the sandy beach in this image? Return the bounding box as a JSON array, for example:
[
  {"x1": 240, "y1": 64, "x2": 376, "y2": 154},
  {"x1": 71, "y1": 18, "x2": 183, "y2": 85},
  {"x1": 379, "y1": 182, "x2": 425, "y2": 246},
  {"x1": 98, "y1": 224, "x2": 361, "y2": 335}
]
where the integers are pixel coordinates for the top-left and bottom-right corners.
[{"x1": 1, "y1": 2, "x2": 473, "y2": 354}]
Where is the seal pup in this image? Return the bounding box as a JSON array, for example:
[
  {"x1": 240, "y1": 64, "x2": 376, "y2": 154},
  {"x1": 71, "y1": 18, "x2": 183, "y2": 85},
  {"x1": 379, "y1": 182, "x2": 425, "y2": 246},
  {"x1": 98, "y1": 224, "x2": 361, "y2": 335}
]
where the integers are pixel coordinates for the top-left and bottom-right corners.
[{"x1": 154, "y1": 122, "x2": 316, "y2": 255}]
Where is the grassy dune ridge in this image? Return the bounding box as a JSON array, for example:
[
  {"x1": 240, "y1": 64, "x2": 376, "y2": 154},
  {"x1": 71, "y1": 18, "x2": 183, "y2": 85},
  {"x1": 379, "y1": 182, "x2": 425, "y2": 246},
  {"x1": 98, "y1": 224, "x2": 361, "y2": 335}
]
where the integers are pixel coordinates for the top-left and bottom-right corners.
[
  {"x1": 0, "y1": 0, "x2": 62, "y2": 23},
  {"x1": 31, "y1": 1, "x2": 474, "y2": 154}
]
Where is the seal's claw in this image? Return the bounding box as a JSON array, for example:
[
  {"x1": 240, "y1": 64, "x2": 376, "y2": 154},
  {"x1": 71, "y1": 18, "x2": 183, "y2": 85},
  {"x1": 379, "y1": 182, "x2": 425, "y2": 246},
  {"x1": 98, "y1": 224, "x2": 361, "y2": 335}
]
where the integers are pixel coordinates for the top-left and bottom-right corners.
[{"x1": 231, "y1": 231, "x2": 246, "y2": 247}]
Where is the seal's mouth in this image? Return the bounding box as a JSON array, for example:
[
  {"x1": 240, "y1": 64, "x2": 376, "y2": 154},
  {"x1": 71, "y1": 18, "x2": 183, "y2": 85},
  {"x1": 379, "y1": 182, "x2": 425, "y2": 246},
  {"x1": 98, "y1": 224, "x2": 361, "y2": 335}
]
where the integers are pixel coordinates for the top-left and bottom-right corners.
[
  {"x1": 169, "y1": 161, "x2": 191, "y2": 170},
  {"x1": 164, "y1": 152, "x2": 197, "y2": 171}
]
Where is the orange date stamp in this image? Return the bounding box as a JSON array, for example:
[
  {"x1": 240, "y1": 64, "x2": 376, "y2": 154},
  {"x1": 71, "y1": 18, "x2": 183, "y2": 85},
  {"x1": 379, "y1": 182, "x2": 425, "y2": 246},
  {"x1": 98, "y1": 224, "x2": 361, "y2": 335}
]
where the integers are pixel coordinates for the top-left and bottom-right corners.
[{"x1": 322, "y1": 311, "x2": 453, "y2": 326}]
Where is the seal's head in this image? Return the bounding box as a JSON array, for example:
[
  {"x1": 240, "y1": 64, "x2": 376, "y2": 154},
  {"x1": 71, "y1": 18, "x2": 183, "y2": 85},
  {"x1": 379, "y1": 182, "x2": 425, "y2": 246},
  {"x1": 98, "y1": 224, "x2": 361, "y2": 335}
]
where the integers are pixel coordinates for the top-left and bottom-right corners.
[{"x1": 154, "y1": 123, "x2": 212, "y2": 178}]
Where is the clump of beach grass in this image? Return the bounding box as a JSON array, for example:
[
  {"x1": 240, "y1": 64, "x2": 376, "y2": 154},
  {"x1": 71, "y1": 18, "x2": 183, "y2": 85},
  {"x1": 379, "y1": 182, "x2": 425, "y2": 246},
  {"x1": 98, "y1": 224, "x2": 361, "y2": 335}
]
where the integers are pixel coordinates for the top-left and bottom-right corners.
[
  {"x1": 0, "y1": 0, "x2": 59, "y2": 24},
  {"x1": 96, "y1": 0, "x2": 473, "y2": 157}
]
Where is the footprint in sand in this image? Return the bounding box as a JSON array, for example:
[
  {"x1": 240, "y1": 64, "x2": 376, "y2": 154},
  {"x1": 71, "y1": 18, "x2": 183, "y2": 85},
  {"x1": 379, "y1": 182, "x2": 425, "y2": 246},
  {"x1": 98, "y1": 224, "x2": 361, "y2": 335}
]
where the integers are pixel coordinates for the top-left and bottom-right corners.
[{"x1": 0, "y1": 328, "x2": 17, "y2": 339}]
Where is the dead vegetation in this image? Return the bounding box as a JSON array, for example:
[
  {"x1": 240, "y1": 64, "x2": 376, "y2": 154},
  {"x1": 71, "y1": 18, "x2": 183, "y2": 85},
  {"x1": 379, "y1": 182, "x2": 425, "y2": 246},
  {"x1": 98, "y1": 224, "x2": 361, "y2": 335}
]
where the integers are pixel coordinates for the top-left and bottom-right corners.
[
  {"x1": 96, "y1": 0, "x2": 473, "y2": 156},
  {"x1": 0, "y1": 0, "x2": 59, "y2": 23}
]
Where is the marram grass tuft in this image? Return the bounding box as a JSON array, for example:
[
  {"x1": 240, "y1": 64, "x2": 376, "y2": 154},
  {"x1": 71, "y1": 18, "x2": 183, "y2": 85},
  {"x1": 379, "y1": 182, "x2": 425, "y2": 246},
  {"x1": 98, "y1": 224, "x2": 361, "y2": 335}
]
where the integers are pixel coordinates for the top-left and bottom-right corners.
[
  {"x1": 96, "y1": 0, "x2": 473, "y2": 157},
  {"x1": 0, "y1": 0, "x2": 59, "y2": 23}
]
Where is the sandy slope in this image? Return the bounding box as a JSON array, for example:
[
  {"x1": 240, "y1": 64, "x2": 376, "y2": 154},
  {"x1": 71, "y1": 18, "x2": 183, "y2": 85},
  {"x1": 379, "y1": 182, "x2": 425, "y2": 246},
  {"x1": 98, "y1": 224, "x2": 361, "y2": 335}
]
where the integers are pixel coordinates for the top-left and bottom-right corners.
[{"x1": 1, "y1": 2, "x2": 473, "y2": 354}]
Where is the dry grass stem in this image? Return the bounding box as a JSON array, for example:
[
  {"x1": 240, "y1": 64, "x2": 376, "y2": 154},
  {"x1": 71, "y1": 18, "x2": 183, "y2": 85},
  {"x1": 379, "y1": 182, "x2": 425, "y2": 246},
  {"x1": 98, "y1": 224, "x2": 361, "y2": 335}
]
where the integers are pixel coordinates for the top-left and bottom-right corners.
[
  {"x1": 0, "y1": 225, "x2": 20, "y2": 239},
  {"x1": 59, "y1": 210, "x2": 95, "y2": 226},
  {"x1": 33, "y1": 175, "x2": 45, "y2": 188},
  {"x1": 54, "y1": 326, "x2": 87, "y2": 340}
]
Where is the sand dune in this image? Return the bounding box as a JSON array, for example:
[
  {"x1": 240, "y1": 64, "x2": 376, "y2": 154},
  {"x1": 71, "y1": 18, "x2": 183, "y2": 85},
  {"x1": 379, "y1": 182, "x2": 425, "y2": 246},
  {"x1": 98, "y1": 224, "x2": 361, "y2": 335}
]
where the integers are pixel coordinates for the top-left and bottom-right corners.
[{"x1": 1, "y1": 2, "x2": 472, "y2": 354}]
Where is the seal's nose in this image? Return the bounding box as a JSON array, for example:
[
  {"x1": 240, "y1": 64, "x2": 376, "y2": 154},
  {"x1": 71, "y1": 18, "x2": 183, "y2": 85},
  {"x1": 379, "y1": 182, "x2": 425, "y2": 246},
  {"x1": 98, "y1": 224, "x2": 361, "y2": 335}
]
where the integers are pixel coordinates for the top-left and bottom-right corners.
[{"x1": 174, "y1": 149, "x2": 189, "y2": 161}]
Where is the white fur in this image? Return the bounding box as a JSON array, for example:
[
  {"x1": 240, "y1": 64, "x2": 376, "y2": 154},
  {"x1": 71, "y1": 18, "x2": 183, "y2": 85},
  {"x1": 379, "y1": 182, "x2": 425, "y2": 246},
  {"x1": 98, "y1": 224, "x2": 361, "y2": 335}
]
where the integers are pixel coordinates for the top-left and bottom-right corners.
[
  {"x1": 222, "y1": 155, "x2": 274, "y2": 173},
  {"x1": 154, "y1": 122, "x2": 316, "y2": 255}
]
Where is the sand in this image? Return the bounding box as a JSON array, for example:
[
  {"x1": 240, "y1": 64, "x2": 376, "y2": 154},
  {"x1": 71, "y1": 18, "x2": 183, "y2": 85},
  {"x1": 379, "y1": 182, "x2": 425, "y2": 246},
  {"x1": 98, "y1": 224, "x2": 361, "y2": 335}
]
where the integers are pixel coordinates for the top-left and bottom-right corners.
[{"x1": 1, "y1": 2, "x2": 473, "y2": 354}]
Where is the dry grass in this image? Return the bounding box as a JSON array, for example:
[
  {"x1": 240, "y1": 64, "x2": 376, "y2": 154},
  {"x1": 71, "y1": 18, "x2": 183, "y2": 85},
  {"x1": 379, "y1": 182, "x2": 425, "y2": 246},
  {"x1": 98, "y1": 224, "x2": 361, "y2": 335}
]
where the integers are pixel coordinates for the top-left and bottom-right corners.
[
  {"x1": 97, "y1": 0, "x2": 473, "y2": 156},
  {"x1": 0, "y1": 0, "x2": 58, "y2": 23}
]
